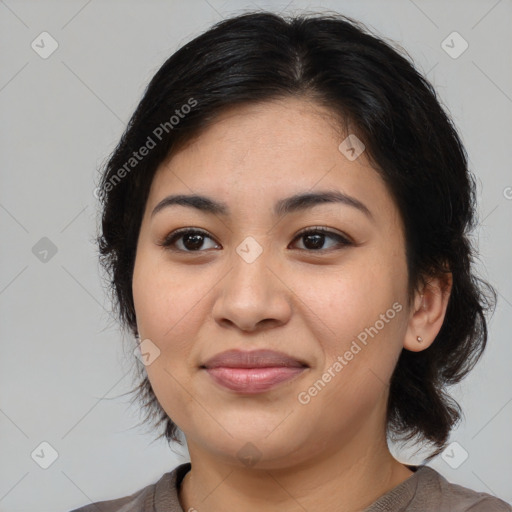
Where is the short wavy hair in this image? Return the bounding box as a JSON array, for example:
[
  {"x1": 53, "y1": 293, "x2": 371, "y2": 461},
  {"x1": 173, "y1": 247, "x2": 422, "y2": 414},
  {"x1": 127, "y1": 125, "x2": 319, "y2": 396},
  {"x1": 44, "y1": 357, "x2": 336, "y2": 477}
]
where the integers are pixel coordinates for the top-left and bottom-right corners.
[{"x1": 96, "y1": 11, "x2": 497, "y2": 460}]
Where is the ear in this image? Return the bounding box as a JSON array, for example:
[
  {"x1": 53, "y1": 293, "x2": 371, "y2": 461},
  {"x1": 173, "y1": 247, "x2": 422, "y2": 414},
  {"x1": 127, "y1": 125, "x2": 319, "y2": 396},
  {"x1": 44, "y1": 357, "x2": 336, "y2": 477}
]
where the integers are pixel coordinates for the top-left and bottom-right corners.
[{"x1": 404, "y1": 272, "x2": 453, "y2": 352}]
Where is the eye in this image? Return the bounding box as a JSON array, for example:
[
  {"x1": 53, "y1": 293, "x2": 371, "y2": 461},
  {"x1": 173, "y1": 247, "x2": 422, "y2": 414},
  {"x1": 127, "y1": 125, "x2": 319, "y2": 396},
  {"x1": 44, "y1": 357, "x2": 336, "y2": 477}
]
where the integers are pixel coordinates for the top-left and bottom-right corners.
[
  {"x1": 157, "y1": 226, "x2": 353, "y2": 253},
  {"x1": 157, "y1": 228, "x2": 220, "y2": 252},
  {"x1": 290, "y1": 227, "x2": 353, "y2": 252}
]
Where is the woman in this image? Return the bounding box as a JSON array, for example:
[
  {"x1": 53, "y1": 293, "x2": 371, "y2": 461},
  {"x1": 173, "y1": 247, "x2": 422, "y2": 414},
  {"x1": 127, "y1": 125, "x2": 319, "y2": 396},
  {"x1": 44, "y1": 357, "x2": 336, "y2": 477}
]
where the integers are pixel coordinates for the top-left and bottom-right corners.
[{"x1": 71, "y1": 10, "x2": 511, "y2": 512}]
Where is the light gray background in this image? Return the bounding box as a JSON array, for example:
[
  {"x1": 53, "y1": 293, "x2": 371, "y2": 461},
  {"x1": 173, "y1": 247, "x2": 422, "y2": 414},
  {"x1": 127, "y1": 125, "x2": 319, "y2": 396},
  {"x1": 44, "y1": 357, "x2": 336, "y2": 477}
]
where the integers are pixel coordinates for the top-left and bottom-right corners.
[{"x1": 1, "y1": 0, "x2": 511, "y2": 510}]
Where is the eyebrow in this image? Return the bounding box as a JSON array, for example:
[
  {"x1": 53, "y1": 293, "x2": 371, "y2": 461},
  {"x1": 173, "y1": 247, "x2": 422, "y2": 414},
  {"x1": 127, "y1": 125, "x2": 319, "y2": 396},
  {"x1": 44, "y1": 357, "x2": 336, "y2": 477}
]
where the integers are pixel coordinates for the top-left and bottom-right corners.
[{"x1": 151, "y1": 190, "x2": 374, "y2": 221}]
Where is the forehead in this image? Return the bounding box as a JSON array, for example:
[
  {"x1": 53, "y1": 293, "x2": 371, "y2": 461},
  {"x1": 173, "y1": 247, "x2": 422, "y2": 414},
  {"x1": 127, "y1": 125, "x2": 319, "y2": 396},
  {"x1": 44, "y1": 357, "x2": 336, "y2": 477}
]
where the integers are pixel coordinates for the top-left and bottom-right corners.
[
  {"x1": 160, "y1": 97, "x2": 347, "y2": 175},
  {"x1": 147, "y1": 97, "x2": 400, "y2": 229}
]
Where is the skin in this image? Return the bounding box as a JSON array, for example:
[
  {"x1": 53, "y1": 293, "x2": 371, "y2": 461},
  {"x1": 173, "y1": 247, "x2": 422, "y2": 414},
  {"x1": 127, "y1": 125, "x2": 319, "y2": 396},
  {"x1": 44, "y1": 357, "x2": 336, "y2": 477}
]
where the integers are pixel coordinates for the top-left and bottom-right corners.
[{"x1": 132, "y1": 97, "x2": 452, "y2": 512}]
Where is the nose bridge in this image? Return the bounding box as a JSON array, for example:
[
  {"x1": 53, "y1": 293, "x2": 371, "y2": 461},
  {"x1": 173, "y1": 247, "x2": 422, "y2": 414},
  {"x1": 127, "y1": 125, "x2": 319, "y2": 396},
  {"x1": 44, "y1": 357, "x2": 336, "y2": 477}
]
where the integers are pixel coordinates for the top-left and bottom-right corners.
[
  {"x1": 211, "y1": 236, "x2": 291, "y2": 332},
  {"x1": 231, "y1": 237, "x2": 272, "y2": 297}
]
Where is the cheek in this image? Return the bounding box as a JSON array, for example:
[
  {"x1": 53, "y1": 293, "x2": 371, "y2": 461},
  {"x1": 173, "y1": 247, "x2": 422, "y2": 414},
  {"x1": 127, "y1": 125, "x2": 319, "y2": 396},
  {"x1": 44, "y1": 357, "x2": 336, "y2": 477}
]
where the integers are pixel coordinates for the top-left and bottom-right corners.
[
  {"x1": 133, "y1": 249, "x2": 201, "y2": 340},
  {"x1": 290, "y1": 259, "x2": 398, "y2": 342},
  {"x1": 295, "y1": 299, "x2": 404, "y2": 435},
  {"x1": 290, "y1": 260, "x2": 405, "y2": 398},
  {"x1": 132, "y1": 253, "x2": 203, "y2": 427}
]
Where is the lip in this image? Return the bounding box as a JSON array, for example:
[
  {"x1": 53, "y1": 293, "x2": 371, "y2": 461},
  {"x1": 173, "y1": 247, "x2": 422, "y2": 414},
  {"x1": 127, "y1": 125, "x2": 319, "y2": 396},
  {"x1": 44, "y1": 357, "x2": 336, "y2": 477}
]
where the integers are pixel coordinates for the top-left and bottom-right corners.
[
  {"x1": 201, "y1": 349, "x2": 308, "y2": 369},
  {"x1": 201, "y1": 349, "x2": 309, "y2": 394},
  {"x1": 204, "y1": 367, "x2": 307, "y2": 393}
]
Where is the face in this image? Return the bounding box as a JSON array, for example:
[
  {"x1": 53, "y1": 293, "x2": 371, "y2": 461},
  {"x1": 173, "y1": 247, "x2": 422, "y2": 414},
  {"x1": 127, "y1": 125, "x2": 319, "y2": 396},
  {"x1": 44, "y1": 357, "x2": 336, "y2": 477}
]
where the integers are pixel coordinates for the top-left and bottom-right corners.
[{"x1": 132, "y1": 97, "x2": 412, "y2": 469}]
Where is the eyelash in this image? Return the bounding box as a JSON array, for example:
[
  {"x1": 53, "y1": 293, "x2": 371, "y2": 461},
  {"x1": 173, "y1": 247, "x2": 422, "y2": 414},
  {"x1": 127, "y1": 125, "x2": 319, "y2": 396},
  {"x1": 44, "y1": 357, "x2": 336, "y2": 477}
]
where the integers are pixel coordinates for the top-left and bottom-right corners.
[{"x1": 157, "y1": 226, "x2": 353, "y2": 253}]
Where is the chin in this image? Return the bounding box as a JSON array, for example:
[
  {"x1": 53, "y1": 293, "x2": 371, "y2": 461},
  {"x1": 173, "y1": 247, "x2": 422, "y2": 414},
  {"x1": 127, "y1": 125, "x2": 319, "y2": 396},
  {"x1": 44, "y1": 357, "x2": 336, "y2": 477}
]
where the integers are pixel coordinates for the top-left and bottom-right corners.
[{"x1": 188, "y1": 423, "x2": 315, "y2": 470}]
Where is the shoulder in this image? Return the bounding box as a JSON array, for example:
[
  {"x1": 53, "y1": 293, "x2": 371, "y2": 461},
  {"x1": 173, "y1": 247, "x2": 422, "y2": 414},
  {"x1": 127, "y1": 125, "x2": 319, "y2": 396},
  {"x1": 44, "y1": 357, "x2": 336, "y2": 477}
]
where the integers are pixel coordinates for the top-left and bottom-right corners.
[
  {"x1": 68, "y1": 462, "x2": 191, "y2": 512},
  {"x1": 414, "y1": 466, "x2": 512, "y2": 512},
  {"x1": 68, "y1": 483, "x2": 153, "y2": 512}
]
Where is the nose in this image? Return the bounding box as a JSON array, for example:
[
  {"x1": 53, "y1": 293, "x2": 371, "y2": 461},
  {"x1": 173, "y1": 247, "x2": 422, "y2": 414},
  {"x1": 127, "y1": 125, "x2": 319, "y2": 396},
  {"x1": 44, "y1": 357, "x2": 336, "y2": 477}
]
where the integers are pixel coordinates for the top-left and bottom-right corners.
[{"x1": 211, "y1": 249, "x2": 292, "y2": 333}]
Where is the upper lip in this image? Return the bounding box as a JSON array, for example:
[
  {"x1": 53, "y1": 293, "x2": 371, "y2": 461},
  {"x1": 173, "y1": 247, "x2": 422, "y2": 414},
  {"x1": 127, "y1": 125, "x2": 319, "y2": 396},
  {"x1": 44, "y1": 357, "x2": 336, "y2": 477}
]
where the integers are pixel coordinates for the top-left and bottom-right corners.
[{"x1": 201, "y1": 349, "x2": 308, "y2": 369}]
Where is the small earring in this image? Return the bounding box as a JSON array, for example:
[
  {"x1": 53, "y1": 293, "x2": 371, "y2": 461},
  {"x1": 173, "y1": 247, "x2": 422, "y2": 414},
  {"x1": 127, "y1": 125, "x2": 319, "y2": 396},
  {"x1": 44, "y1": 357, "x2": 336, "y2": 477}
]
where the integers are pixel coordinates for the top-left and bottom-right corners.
[{"x1": 417, "y1": 336, "x2": 423, "y2": 343}]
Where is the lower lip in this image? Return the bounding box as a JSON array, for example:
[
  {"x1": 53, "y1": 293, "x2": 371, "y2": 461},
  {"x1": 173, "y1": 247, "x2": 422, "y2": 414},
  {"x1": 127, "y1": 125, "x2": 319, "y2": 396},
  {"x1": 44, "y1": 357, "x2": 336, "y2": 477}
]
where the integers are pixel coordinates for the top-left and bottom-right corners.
[{"x1": 204, "y1": 367, "x2": 307, "y2": 393}]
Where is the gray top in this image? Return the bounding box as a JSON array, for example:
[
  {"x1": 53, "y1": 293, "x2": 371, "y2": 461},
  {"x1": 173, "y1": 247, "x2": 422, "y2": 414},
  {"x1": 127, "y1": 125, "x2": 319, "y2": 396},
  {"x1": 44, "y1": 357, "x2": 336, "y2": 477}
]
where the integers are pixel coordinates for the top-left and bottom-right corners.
[{"x1": 69, "y1": 462, "x2": 512, "y2": 511}]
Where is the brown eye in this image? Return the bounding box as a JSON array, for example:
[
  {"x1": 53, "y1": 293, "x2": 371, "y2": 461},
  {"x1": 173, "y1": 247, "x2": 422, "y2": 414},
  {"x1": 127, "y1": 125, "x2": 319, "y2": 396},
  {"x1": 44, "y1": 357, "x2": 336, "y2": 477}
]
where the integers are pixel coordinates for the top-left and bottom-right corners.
[
  {"x1": 290, "y1": 227, "x2": 352, "y2": 251},
  {"x1": 157, "y1": 226, "x2": 352, "y2": 254},
  {"x1": 158, "y1": 229, "x2": 220, "y2": 252}
]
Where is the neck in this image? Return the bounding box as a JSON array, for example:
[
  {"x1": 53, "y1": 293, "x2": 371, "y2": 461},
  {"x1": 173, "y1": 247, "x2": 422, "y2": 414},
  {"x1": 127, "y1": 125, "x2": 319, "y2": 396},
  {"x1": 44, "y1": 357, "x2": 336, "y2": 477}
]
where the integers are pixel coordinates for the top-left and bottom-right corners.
[{"x1": 178, "y1": 425, "x2": 413, "y2": 512}]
